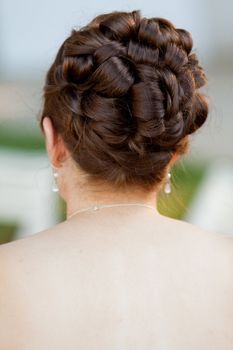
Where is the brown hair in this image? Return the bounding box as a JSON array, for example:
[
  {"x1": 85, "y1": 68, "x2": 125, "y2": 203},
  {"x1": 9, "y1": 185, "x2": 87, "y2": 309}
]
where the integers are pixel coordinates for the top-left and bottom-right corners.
[{"x1": 39, "y1": 10, "x2": 208, "y2": 192}]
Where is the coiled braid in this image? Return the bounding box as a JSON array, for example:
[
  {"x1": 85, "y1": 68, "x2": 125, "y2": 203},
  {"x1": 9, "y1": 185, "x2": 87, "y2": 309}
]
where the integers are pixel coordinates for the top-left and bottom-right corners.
[{"x1": 40, "y1": 10, "x2": 208, "y2": 191}]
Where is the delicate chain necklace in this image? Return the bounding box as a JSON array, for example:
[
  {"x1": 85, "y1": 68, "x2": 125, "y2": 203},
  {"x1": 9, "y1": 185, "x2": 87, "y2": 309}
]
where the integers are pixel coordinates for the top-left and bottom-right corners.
[{"x1": 67, "y1": 203, "x2": 157, "y2": 220}]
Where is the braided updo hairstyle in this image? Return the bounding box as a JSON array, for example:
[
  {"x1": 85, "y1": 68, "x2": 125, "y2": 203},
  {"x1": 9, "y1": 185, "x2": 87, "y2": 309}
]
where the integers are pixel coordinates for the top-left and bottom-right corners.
[{"x1": 40, "y1": 10, "x2": 208, "y2": 192}]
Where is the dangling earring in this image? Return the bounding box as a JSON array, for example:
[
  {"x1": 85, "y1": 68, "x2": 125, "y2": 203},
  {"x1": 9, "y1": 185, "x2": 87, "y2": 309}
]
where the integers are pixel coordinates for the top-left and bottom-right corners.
[
  {"x1": 51, "y1": 165, "x2": 59, "y2": 193},
  {"x1": 164, "y1": 171, "x2": 172, "y2": 194}
]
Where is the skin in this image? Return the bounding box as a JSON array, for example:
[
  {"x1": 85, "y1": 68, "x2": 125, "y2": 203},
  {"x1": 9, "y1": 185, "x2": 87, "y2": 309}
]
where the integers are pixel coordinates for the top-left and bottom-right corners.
[{"x1": 0, "y1": 116, "x2": 232, "y2": 350}]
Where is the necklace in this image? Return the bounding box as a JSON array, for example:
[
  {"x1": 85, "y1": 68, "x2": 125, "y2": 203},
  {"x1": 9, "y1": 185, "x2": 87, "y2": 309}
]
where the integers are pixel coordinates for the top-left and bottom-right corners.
[{"x1": 67, "y1": 202, "x2": 157, "y2": 220}]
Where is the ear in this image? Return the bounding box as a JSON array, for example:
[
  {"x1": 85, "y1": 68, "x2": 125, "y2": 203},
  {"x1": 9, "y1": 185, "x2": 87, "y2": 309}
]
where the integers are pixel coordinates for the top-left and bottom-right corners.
[
  {"x1": 42, "y1": 116, "x2": 67, "y2": 167},
  {"x1": 170, "y1": 152, "x2": 180, "y2": 167}
]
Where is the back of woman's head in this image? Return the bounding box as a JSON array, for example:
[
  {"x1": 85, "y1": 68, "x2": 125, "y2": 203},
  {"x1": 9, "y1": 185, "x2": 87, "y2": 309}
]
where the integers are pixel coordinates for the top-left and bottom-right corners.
[{"x1": 40, "y1": 9, "x2": 208, "y2": 192}]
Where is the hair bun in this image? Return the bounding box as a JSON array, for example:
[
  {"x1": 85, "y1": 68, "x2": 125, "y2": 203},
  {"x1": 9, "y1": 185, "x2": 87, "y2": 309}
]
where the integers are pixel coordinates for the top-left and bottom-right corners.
[{"x1": 40, "y1": 10, "x2": 208, "y2": 191}]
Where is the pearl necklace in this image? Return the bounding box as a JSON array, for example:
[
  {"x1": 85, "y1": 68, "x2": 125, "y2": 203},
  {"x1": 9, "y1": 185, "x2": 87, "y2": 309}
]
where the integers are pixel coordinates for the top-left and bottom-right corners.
[{"x1": 67, "y1": 203, "x2": 157, "y2": 220}]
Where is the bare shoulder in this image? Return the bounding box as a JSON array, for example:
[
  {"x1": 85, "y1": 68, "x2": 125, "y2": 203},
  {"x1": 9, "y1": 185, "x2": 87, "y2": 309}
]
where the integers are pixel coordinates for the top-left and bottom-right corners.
[
  {"x1": 1, "y1": 216, "x2": 232, "y2": 295},
  {"x1": 163, "y1": 214, "x2": 233, "y2": 250},
  {"x1": 169, "y1": 218, "x2": 233, "y2": 307},
  {"x1": 0, "y1": 219, "x2": 67, "y2": 261},
  {"x1": 0, "y1": 222, "x2": 68, "y2": 348},
  {"x1": 0, "y1": 221, "x2": 67, "y2": 304},
  {"x1": 0, "y1": 217, "x2": 233, "y2": 348},
  {"x1": 168, "y1": 217, "x2": 233, "y2": 275},
  {"x1": 0, "y1": 215, "x2": 233, "y2": 270}
]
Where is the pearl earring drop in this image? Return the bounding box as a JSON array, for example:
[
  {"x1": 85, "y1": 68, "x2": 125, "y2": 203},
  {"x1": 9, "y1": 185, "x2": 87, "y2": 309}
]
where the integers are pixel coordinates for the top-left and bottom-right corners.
[
  {"x1": 164, "y1": 171, "x2": 171, "y2": 194},
  {"x1": 51, "y1": 165, "x2": 59, "y2": 193}
]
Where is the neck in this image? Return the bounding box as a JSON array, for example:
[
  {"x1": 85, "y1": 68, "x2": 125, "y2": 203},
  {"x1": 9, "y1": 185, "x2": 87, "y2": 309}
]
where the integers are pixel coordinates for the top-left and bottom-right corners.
[{"x1": 63, "y1": 180, "x2": 160, "y2": 219}]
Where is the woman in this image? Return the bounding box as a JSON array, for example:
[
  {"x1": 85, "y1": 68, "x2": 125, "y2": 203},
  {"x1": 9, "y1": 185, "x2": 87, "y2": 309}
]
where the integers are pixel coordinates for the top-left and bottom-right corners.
[{"x1": 0, "y1": 9, "x2": 232, "y2": 350}]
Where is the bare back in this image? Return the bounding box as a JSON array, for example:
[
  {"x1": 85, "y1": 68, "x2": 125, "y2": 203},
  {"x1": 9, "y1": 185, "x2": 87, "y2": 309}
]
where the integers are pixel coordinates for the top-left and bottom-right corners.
[{"x1": 0, "y1": 210, "x2": 233, "y2": 350}]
